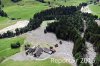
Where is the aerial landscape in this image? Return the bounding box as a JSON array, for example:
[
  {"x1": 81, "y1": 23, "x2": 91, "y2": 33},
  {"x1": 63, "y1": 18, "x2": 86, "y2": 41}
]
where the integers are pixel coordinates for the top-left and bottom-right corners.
[{"x1": 0, "y1": 0, "x2": 100, "y2": 66}]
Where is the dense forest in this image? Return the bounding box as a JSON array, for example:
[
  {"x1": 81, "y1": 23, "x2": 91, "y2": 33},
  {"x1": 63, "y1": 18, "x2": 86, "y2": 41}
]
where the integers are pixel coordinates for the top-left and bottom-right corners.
[{"x1": 0, "y1": 4, "x2": 99, "y2": 66}]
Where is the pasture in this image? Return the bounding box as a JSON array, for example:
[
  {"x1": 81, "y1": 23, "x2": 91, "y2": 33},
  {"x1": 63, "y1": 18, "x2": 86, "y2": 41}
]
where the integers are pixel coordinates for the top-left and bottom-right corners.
[
  {"x1": 44, "y1": 0, "x2": 88, "y2": 6},
  {"x1": 0, "y1": 17, "x2": 16, "y2": 29},
  {"x1": 3, "y1": 3, "x2": 49, "y2": 20},
  {"x1": 0, "y1": 1, "x2": 49, "y2": 29},
  {"x1": 0, "y1": 59, "x2": 71, "y2": 66},
  {"x1": 89, "y1": 4, "x2": 100, "y2": 18},
  {"x1": 0, "y1": 36, "x2": 25, "y2": 62}
]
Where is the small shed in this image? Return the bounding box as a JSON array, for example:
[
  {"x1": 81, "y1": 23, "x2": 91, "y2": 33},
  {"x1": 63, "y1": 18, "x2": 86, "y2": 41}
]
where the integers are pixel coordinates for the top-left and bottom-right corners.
[{"x1": 43, "y1": 48, "x2": 52, "y2": 54}]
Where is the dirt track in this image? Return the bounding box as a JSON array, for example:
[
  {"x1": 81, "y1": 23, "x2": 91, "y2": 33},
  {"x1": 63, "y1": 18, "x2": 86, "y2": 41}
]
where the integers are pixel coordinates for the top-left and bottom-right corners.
[{"x1": 0, "y1": 20, "x2": 29, "y2": 34}]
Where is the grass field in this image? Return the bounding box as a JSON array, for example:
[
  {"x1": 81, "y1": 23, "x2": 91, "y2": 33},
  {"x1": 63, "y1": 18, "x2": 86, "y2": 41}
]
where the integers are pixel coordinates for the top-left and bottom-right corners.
[
  {"x1": 0, "y1": 17, "x2": 16, "y2": 30},
  {"x1": 0, "y1": 59, "x2": 71, "y2": 66},
  {"x1": 0, "y1": 36, "x2": 25, "y2": 62},
  {"x1": 89, "y1": 4, "x2": 100, "y2": 18},
  {"x1": 44, "y1": 0, "x2": 88, "y2": 6},
  {"x1": 0, "y1": 0, "x2": 49, "y2": 29},
  {"x1": 3, "y1": 2, "x2": 49, "y2": 20},
  {"x1": 1, "y1": 0, "x2": 88, "y2": 20}
]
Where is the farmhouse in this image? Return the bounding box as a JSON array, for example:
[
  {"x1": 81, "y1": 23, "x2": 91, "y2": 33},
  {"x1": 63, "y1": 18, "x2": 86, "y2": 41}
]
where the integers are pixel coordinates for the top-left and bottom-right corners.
[
  {"x1": 34, "y1": 47, "x2": 43, "y2": 57},
  {"x1": 25, "y1": 45, "x2": 56, "y2": 58}
]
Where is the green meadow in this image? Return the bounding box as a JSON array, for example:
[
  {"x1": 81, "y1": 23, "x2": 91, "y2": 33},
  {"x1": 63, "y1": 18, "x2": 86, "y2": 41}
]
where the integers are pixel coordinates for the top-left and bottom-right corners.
[
  {"x1": 0, "y1": 59, "x2": 71, "y2": 66},
  {"x1": 0, "y1": 37, "x2": 25, "y2": 62},
  {"x1": 0, "y1": 17, "x2": 16, "y2": 30},
  {"x1": 3, "y1": 2, "x2": 49, "y2": 20},
  {"x1": 89, "y1": 4, "x2": 100, "y2": 18},
  {"x1": 0, "y1": 0, "x2": 49, "y2": 29},
  {"x1": 44, "y1": 0, "x2": 88, "y2": 6}
]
